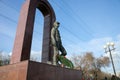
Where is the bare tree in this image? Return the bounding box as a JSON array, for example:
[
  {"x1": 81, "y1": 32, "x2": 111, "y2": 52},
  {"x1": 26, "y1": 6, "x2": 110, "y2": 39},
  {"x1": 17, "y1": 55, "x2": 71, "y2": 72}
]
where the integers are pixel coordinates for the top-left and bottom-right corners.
[
  {"x1": 72, "y1": 52, "x2": 95, "y2": 70},
  {"x1": 0, "y1": 51, "x2": 10, "y2": 66},
  {"x1": 30, "y1": 56, "x2": 38, "y2": 62},
  {"x1": 71, "y1": 52, "x2": 110, "y2": 79}
]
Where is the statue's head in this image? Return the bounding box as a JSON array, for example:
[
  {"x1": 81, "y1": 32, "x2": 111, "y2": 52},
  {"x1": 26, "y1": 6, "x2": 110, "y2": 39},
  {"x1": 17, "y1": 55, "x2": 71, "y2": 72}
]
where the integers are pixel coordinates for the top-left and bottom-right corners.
[{"x1": 53, "y1": 21, "x2": 60, "y2": 28}]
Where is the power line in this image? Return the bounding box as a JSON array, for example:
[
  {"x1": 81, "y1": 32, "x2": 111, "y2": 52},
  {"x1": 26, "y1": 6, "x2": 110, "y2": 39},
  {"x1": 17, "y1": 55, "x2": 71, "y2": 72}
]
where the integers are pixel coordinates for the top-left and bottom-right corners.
[
  {"x1": 0, "y1": 13, "x2": 17, "y2": 23},
  {"x1": 51, "y1": 1, "x2": 87, "y2": 41},
  {"x1": 0, "y1": 0, "x2": 87, "y2": 52},
  {"x1": 51, "y1": 0, "x2": 94, "y2": 38},
  {"x1": 0, "y1": 13, "x2": 42, "y2": 41},
  {"x1": 0, "y1": 0, "x2": 43, "y2": 25},
  {"x1": 61, "y1": 24, "x2": 86, "y2": 41},
  {"x1": 1, "y1": 0, "x2": 88, "y2": 42},
  {"x1": 0, "y1": 0, "x2": 19, "y2": 12},
  {"x1": 0, "y1": 1, "x2": 43, "y2": 37},
  {"x1": 61, "y1": 0, "x2": 94, "y2": 33}
]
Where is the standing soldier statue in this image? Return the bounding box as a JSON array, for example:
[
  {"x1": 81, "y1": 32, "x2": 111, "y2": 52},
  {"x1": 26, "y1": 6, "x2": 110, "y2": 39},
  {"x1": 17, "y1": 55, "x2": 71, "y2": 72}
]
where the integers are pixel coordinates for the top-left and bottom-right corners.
[
  {"x1": 51, "y1": 21, "x2": 74, "y2": 69},
  {"x1": 51, "y1": 21, "x2": 67, "y2": 65}
]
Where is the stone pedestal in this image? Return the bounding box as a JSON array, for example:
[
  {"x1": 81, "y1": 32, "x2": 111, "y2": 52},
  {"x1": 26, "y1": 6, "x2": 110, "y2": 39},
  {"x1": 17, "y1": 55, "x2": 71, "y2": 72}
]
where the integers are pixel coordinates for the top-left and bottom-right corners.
[{"x1": 0, "y1": 60, "x2": 82, "y2": 80}]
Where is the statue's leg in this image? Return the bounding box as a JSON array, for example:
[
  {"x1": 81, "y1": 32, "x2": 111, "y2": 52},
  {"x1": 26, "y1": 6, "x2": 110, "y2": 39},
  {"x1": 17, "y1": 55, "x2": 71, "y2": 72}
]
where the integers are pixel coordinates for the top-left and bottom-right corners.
[
  {"x1": 53, "y1": 46, "x2": 59, "y2": 65},
  {"x1": 59, "y1": 45, "x2": 67, "y2": 56}
]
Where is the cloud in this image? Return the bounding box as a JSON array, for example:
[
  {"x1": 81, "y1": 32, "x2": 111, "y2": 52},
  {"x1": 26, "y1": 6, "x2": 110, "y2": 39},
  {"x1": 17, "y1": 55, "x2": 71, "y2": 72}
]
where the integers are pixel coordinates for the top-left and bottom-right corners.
[
  {"x1": 65, "y1": 36, "x2": 114, "y2": 57},
  {"x1": 66, "y1": 34, "x2": 120, "y2": 75},
  {"x1": 0, "y1": 51, "x2": 10, "y2": 60},
  {"x1": 116, "y1": 34, "x2": 120, "y2": 40},
  {"x1": 30, "y1": 50, "x2": 41, "y2": 62},
  {"x1": 1, "y1": 50, "x2": 42, "y2": 62},
  {"x1": 70, "y1": 34, "x2": 120, "y2": 74},
  {"x1": 1, "y1": 33, "x2": 120, "y2": 75}
]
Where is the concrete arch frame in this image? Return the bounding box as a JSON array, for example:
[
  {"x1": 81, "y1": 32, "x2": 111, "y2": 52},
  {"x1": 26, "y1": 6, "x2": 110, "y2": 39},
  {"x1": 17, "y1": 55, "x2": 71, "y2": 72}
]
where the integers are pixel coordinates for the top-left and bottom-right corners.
[{"x1": 10, "y1": 0, "x2": 56, "y2": 64}]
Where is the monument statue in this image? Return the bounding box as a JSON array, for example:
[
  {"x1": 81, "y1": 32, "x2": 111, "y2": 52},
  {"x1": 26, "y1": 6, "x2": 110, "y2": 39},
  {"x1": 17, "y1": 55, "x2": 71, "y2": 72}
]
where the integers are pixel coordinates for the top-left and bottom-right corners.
[
  {"x1": 51, "y1": 21, "x2": 67, "y2": 56},
  {"x1": 51, "y1": 21, "x2": 74, "y2": 69},
  {"x1": 51, "y1": 21, "x2": 67, "y2": 65}
]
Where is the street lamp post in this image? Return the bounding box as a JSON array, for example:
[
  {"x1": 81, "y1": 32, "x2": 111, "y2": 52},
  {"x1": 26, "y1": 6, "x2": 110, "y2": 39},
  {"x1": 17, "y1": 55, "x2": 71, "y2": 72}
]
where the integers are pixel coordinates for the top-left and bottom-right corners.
[{"x1": 104, "y1": 42, "x2": 116, "y2": 77}]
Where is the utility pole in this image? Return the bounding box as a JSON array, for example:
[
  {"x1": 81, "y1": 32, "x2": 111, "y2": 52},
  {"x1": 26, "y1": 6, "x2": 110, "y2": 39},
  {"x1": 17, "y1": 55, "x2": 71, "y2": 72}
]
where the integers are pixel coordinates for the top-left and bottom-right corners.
[{"x1": 104, "y1": 42, "x2": 116, "y2": 77}]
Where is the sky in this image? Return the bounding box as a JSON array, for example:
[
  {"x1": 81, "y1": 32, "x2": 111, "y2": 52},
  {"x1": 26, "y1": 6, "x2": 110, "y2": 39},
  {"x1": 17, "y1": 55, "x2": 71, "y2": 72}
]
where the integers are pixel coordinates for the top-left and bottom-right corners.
[{"x1": 0, "y1": 0, "x2": 120, "y2": 75}]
